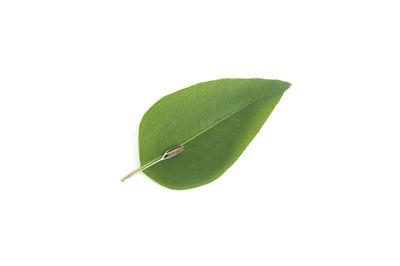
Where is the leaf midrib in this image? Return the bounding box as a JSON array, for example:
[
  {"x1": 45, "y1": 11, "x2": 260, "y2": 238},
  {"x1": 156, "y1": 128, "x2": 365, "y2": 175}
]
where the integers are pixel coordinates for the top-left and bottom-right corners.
[{"x1": 180, "y1": 91, "x2": 274, "y2": 145}]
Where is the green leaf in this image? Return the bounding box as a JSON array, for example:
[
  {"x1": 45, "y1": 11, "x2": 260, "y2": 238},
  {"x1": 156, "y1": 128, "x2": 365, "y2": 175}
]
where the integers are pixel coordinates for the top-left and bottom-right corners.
[{"x1": 138, "y1": 78, "x2": 290, "y2": 189}]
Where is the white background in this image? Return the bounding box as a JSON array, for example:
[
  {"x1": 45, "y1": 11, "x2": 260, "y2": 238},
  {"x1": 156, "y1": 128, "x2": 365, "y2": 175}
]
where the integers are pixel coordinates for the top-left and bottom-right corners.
[{"x1": 1, "y1": 0, "x2": 399, "y2": 265}]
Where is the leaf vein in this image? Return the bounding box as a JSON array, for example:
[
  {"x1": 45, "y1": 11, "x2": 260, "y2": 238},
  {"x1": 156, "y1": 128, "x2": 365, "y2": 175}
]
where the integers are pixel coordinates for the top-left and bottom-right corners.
[{"x1": 180, "y1": 92, "x2": 272, "y2": 145}]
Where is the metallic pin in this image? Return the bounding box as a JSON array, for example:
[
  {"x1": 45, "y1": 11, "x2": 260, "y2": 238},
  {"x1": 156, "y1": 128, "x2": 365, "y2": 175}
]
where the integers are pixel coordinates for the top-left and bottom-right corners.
[{"x1": 121, "y1": 145, "x2": 184, "y2": 182}]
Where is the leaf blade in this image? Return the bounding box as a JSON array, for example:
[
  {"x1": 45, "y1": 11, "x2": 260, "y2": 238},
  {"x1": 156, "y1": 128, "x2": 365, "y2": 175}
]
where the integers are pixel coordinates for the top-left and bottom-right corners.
[{"x1": 138, "y1": 78, "x2": 290, "y2": 189}]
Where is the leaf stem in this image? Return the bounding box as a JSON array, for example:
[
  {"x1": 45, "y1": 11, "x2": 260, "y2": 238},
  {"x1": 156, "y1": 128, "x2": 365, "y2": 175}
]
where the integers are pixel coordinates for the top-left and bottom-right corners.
[
  {"x1": 120, "y1": 156, "x2": 163, "y2": 182},
  {"x1": 121, "y1": 145, "x2": 184, "y2": 183}
]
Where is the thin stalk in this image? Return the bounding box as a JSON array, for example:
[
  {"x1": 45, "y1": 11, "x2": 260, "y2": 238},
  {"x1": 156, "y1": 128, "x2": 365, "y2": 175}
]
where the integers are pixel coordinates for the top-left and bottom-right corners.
[
  {"x1": 121, "y1": 156, "x2": 162, "y2": 182},
  {"x1": 121, "y1": 145, "x2": 184, "y2": 183}
]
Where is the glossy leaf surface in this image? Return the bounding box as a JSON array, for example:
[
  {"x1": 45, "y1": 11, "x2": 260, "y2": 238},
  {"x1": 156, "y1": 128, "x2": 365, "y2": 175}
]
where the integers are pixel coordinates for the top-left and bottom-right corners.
[{"x1": 139, "y1": 78, "x2": 290, "y2": 189}]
